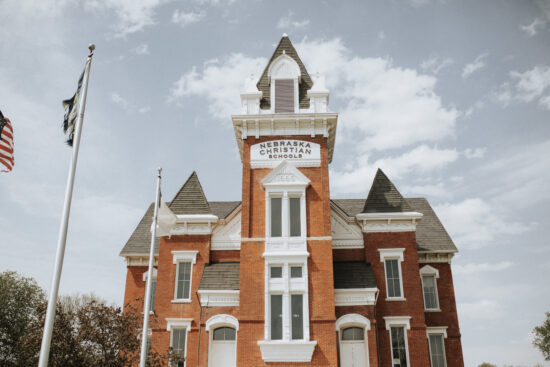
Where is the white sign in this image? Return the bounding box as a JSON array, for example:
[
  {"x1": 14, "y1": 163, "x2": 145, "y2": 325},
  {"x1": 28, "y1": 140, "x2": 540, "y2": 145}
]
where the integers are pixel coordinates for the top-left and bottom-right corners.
[{"x1": 250, "y1": 139, "x2": 321, "y2": 168}]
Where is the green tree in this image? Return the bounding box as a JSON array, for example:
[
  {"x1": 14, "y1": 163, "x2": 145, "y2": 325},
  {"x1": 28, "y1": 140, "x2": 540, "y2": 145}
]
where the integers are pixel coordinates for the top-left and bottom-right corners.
[
  {"x1": 477, "y1": 363, "x2": 497, "y2": 367},
  {"x1": 0, "y1": 270, "x2": 46, "y2": 366},
  {"x1": 533, "y1": 312, "x2": 550, "y2": 361}
]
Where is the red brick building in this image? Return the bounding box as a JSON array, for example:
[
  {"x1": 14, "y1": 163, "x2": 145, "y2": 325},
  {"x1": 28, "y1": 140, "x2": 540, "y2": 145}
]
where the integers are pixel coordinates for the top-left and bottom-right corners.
[{"x1": 121, "y1": 35, "x2": 464, "y2": 367}]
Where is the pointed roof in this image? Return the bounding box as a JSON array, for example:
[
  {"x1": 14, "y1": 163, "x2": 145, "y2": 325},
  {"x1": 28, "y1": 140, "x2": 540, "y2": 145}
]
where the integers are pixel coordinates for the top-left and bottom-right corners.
[
  {"x1": 169, "y1": 171, "x2": 211, "y2": 215},
  {"x1": 256, "y1": 35, "x2": 313, "y2": 110},
  {"x1": 362, "y1": 169, "x2": 412, "y2": 213}
]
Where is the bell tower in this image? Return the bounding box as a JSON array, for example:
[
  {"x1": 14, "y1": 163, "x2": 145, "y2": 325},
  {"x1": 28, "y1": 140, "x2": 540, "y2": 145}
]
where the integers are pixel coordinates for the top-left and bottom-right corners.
[{"x1": 232, "y1": 35, "x2": 339, "y2": 365}]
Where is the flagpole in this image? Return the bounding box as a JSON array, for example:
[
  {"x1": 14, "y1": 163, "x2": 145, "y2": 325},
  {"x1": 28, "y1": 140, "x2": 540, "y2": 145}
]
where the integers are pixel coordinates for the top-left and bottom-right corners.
[
  {"x1": 38, "y1": 44, "x2": 95, "y2": 367},
  {"x1": 139, "y1": 167, "x2": 162, "y2": 367}
]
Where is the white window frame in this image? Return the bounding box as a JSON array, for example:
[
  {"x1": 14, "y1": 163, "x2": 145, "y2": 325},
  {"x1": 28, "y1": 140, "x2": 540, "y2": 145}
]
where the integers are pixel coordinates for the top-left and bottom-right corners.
[
  {"x1": 206, "y1": 314, "x2": 239, "y2": 367},
  {"x1": 266, "y1": 191, "x2": 307, "y2": 241},
  {"x1": 426, "y1": 327, "x2": 448, "y2": 367},
  {"x1": 143, "y1": 268, "x2": 158, "y2": 314},
  {"x1": 378, "y1": 248, "x2": 405, "y2": 301},
  {"x1": 166, "y1": 318, "x2": 192, "y2": 366},
  {"x1": 384, "y1": 316, "x2": 411, "y2": 367},
  {"x1": 420, "y1": 265, "x2": 441, "y2": 311},
  {"x1": 172, "y1": 251, "x2": 198, "y2": 303},
  {"x1": 335, "y1": 314, "x2": 371, "y2": 367}
]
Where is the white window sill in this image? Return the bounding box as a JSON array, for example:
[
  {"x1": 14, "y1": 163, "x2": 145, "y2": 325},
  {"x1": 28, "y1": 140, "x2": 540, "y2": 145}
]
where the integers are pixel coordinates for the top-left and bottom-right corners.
[
  {"x1": 425, "y1": 308, "x2": 441, "y2": 312},
  {"x1": 385, "y1": 297, "x2": 406, "y2": 302},
  {"x1": 171, "y1": 299, "x2": 192, "y2": 304},
  {"x1": 257, "y1": 340, "x2": 317, "y2": 362}
]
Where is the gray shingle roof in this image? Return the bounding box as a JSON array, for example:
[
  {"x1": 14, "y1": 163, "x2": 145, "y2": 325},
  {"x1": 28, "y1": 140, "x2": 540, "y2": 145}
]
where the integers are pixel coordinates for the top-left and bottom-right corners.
[
  {"x1": 120, "y1": 202, "x2": 159, "y2": 256},
  {"x1": 405, "y1": 198, "x2": 457, "y2": 253},
  {"x1": 333, "y1": 262, "x2": 376, "y2": 289},
  {"x1": 256, "y1": 35, "x2": 313, "y2": 110},
  {"x1": 169, "y1": 171, "x2": 211, "y2": 215},
  {"x1": 209, "y1": 201, "x2": 241, "y2": 220},
  {"x1": 199, "y1": 262, "x2": 240, "y2": 290},
  {"x1": 362, "y1": 168, "x2": 412, "y2": 213}
]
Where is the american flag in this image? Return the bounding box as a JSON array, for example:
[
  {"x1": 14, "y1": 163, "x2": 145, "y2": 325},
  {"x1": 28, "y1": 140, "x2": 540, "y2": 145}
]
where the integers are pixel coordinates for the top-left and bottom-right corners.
[{"x1": 0, "y1": 110, "x2": 14, "y2": 172}]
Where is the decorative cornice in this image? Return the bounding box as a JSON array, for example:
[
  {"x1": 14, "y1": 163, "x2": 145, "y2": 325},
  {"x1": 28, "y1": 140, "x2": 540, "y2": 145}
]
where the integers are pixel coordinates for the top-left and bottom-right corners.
[
  {"x1": 125, "y1": 255, "x2": 158, "y2": 267},
  {"x1": 257, "y1": 340, "x2": 317, "y2": 362},
  {"x1": 418, "y1": 252, "x2": 455, "y2": 264},
  {"x1": 426, "y1": 326, "x2": 448, "y2": 338},
  {"x1": 205, "y1": 314, "x2": 239, "y2": 332},
  {"x1": 335, "y1": 313, "x2": 371, "y2": 331},
  {"x1": 172, "y1": 250, "x2": 198, "y2": 265},
  {"x1": 331, "y1": 206, "x2": 364, "y2": 249},
  {"x1": 383, "y1": 316, "x2": 411, "y2": 330},
  {"x1": 334, "y1": 288, "x2": 378, "y2": 306},
  {"x1": 356, "y1": 212, "x2": 423, "y2": 233},
  {"x1": 198, "y1": 290, "x2": 240, "y2": 307},
  {"x1": 165, "y1": 318, "x2": 193, "y2": 331}
]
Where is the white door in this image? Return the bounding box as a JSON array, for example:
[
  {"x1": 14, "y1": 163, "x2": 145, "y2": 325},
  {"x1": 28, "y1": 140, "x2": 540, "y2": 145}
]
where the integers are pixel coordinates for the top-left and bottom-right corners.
[
  {"x1": 340, "y1": 327, "x2": 367, "y2": 367},
  {"x1": 210, "y1": 327, "x2": 236, "y2": 367}
]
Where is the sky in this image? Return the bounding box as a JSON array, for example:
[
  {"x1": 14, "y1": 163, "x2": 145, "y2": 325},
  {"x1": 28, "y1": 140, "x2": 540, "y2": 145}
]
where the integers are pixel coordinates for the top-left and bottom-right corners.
[{"x1": 0, "y1": 0, "x2": 549, "y2": 366}]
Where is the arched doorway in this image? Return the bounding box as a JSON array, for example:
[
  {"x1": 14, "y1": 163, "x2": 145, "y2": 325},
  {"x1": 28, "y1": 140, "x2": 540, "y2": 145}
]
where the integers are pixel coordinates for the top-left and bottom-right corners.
[
  {"x1": 336, "y1": 314, "x2": 370, "y2": 367},
  {"x1": 206, "y1": 315, "x2": 238, "y2": 367}
]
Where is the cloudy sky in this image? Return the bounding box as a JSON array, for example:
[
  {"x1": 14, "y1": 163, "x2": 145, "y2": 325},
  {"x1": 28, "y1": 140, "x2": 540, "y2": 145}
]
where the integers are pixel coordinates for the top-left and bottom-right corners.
[{"x1": 1, "y1": 0, "x2": 549, "y2": 365}]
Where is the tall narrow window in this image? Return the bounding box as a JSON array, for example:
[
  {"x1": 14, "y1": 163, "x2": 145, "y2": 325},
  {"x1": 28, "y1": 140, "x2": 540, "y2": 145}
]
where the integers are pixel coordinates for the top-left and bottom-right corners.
[
  {"x1": 176, "y1": 262, "x2": 191, "y2": 300},
  {"x1": 171, "y1": 328, "x2": 187, "y2": 366},
  {"x1": 149, "y1": 279, "x2": 156, "y2": 312},
  {"x1": 271, "y1": 295, "x2": 283, "y2": 340},
  {"x1": 289, "y1": 197, "x2": 301, "y2": 237},
  {"x1": 270, "y1": 197, "x2": 282, "y2": 237},
  {"x1": 390, "y1": 326, "x2": 408, "y2": 367},
  {"x1": 428, "y1": 334, "x2": 447, "y2": 367},
  {"x1": 422, "y1": 275, "x2": 439, "y2": 310},
  {"x1": 385, "y1": 259, "x2": 402, "y2": 298},
  {"x1": 291, "y1": 294, "x2": 303, "y2": 340},
  {"x1": 274, "y1": 79, "x2": 294, "y2": 113}
]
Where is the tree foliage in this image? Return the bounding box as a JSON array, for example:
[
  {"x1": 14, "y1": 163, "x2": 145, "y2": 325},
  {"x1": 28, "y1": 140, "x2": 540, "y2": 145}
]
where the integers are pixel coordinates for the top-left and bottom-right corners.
[
  {"x1": 0, "y1": 270, "x2": 45, "y2": 366},
  {"x1": 0, "y1": 271, "x2": 173, "y2": 366},
  {"x1": 478, "y1": 363, "x2": 497, "y2": 367},
  {"x1": 533, "y1": 312, "x2": 550, "y2": 361}
]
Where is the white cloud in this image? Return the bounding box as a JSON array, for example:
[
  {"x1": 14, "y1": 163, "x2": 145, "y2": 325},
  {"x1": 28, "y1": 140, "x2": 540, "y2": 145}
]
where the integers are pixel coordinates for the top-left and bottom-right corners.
[
  {"x1": 539, "y1": 95, "x2": 550, "y2": 110},
  {"x1": 458, "y1": 299, "x2": 503, "y2": 320},
  {"x1": 402, "y1": 182, "x2": 448, "y2": 198},
  {"x1": 172, "y1": 9, "x2": 205, "y2": 27},
  {"x1": 277, "y1": 11, "x2": 310, "y2": 30},
  {"x1": 520, "y1": 17, "x2": 547, "y2": 37},
  {"x1": 420, "y1": 55, "x2": 454, "y2": 74},
  {"x1": 170, "y1": 54, "x2": 267, "y2": 119},
  {"x1": 85, "y1": 0, "x2": 166, "y2": 38},
  {"x1": 462, "y1": 52, "x2": 489, "y2": 79},
  {"x1": 131, "y1": 43, "x2": 150, "y2": 55},
  {"x1": 331, "y1": 145, "x2": 459, "y2": 194},
  {"x1": 435, "y1": 198, "x2": 533, "y2": 249},
  {"x1": 463, "y1": 147, "x2": 487, "y2": 159},
  {"x1": 510, "y1": 65, "x2": 550, "y2": 102},
  {"x1": 111, "y1": 92, "x2": 150, "y2": 113},
  {"x1": 453, "y1": 261, "x2": 515, "y2": 275}
]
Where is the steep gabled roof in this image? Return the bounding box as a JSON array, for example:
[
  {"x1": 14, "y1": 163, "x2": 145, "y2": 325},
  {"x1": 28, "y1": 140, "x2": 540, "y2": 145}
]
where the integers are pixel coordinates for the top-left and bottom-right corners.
[
  {"x1": 169, "y1": 171, "x2": 211, "y2": 215},
  {"x1": 199, "y1": 262, "x2": 240, "y2": 290},
  {"x1": 256, "y1": 35, "x2": 313, "y2": 110},
  {"x1": 119, "y1": 202, "x2": 159, "y2": 256},
  {"x1": 333, "y1": 262, "x2": 376, "y2": 289},
  {"x1": 362, "y1": 168, "x2": 412, "y2": 213}
]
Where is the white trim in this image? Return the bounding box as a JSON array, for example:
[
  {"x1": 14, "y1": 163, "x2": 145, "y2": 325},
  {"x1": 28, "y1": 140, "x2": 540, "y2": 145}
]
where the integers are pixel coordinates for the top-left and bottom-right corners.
[
  {"x1": 205, "y1": 314, "x2": 239, "y2": 332},
  {"x1": 420, "y1": 264, "x2": 440, "y2": 278},
  {"x1": 170, "y1": 214, "x2": 218, "y2": 235},
  {"x1": 336, "y1": 314, "x2": 371, "y2": 367},
  {"x1": 378, "y1": 248, "x2": 405, "y2": 262},
  {"x1": 331, "y1": 205, "x2": 364, "y2": 249},
  {"x1": 142, "y1": 267, "x2": 158, "y2": 281},
  {"x1": 426, "y1": 326, "x2": 448, "y2": 338},
  {"x1": 198, "y1": 290, "x2": 240, "y2": 307},
  {"x1": 418, "y1": 252, "x2": 455, "y2": 264},
  {"x1": 257, "y1": 340, "x2": 317, "y2": 362},
  {"x1": 211, "y1": 211, "x2": 242, "y2": 250},
  {"x1": 124, "y1": 255, "x2": 158, "y2": 267},
  {"x1": 172, "y1": 251, "x2": 198, "y2": 265},
  {"x1": 261, "y1": 160, "x2": 311, "y2": 189},
  {"x1": 356, "y1": 212, "x2": 423, "y2": 233},
  {"x1": 334, "y1": 288, "x2": 378, "y2": 306},
  {"x1": 383, "y1": 316, "x2": 411, "y2": 330}
]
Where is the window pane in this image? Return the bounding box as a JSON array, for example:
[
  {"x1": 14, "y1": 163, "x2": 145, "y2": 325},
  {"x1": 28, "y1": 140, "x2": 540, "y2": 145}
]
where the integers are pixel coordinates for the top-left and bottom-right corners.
[
  {"x1": 271, "y1": 198, "x2": 282, "y2": 237},
  {"x1": 149, "y1": 280, "x2": 156, "y2": 311},
  {"x1": 274, "y1": 79, "x2": 294, "y2": 113},
  {"x1": 271, "y1": 295, "x2": 283, "y2": 340},
  {"x1": 172, "y1": 328, "x2": 186, "y2": 357},
  {"x1": 386, "y1": 259, "x2": 402, "y2": 298},
  {"x1": 270, "y1": 266, "x2": 282, "y2": 278},
  {"x1": 225, "y1": 327, "x2": 236, "y2": 340},
  {"x1": 291, "y1": 294, "x2": 303, "y2": 340},
  {"x1": 429, "y1": 334, "x2": 446, "y2": 367},
  {"x1": 290, "y1": 266, "x2": 302, "y2": 278},
  {"x1": 213, "y1": 327, "x2": 236, "y2": 341},
  {"x1": 176, "y1": 262, "x2": 191, "y2": 299},
  {"x1": 423, "y1": 275, "x2": 438, "y2": 309},
  {"x1": 390, "y1": 327, "x2": 407, "y2": 367},
  {"x1": 342, "y1": 327, "x2": 364, "y2": 341},
  {"x1": 289, "y1": 197, "x2": 301, "y2": 237}
]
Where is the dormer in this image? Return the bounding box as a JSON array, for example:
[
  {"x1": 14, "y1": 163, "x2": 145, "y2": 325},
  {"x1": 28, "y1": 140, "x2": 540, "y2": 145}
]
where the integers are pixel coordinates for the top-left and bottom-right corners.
[{"x1": 268, "y1": 52, "x2": 301, "y2": 113}]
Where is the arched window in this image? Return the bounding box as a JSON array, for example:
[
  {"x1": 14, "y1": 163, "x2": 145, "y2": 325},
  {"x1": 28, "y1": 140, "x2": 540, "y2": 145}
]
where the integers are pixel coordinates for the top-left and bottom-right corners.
[
  {"x1": 341, "y1": 327, "x2": 364, "y2": 341},
  {"x1": 213, "y1": 327, "x2": 236, "y2": 341},
  {"x1": 206, "y1": 315, "x2": 238, "y2": 367},
  {"x1": 267, "y1": 54, "x2": 301, "y2": 113},
  {"x1": 336, "y1": 314, "x2": 371, "y2": 367}
]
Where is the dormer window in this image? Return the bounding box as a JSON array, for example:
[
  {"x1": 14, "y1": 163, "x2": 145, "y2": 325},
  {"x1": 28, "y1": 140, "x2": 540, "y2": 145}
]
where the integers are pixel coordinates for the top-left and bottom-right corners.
[{"x1": 268, "y1": 53, "x2": 301, "y2": 114}]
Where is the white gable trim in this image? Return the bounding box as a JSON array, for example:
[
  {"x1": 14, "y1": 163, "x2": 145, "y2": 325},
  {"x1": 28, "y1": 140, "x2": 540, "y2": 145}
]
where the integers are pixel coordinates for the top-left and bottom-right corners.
[
  {"x1": 211, "y1": 211, "x2": 242, "y2": 250},
  {"x1": 331, "y1": 205, "x2": 364, "y2": 249},
  {"x1": 420, "y1": 264, "x2": 440, "y2": 278},
  {"x1": 261, "y1": 160, "x2": 310, "y2": 189}
]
